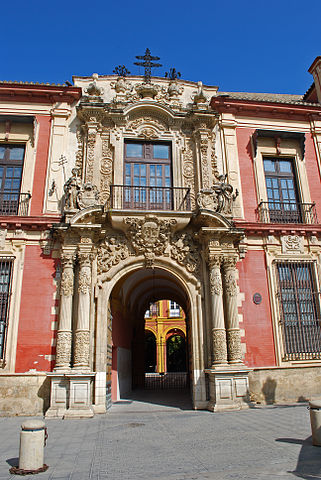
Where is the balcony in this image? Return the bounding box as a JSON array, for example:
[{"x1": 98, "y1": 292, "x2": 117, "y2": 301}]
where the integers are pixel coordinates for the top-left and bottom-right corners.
[
  {"x1": 110, "y1": 185, "x2": 191, "y2": 212},
  {"x1": 0, "y1": 193, "x2": 31, "y2": 216},
  {"x1": 257, "y1": 201, "x2": 318, "y2": 224}
]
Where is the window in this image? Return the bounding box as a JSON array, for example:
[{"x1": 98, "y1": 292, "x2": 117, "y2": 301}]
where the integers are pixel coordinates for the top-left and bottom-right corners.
[
  {"x1": 0, "y1": 144, "x2": 25, "y2": 215},
  {"x1": 0, "y1": 258, "x2": 13, "y2": 360},
  {"x1": 263, "y1": 157, "x2": 300, "y2": 223},
  {"x1": 275, "y1": 261, "x2": 321, "y2": 361},
  {"x1": 124, "y1": 141, "x2": 172, "y2": 210},
  {"x1": 169, "y1": 301, "x2": 180, "y2": 317}
]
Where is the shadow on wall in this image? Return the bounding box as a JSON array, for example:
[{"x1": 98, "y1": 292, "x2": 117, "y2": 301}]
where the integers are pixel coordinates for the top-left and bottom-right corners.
[
  {"x1": 262, "y1": 376, "x2": 277, "y2": 404},
  {"x1": 277, "y1": 436, "x2": 321, "y2": 479},
  {"x1": 37, "y1": 376, "x2": 51, "y2": 414}
]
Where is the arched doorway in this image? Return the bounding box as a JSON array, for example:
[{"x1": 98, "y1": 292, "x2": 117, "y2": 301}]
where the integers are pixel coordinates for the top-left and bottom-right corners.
[
  {"x1": 144, "y1": 330, "x2": 156, "y2": 373},
  {"x1": 166, "y1": 331, "x2": 187, "y2": 373},
  {"x1": 106, "y1": 265, "x2": 202, "y2": 406}
]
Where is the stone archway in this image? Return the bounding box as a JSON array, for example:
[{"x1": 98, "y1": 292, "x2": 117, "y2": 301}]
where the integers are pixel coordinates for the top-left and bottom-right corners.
[{"x1": 101, "y1": 263, "x2": 205, "y2": 408}]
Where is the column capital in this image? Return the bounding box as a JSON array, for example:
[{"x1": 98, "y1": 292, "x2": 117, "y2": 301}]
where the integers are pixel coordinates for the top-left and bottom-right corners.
[
  {"x1": 78, "y1": 251, "x2": 94, "y2": 267},
  {"x1": 60, "y1": 251, "x2": 76, "y2": 268},
  {"x1": 222, "y1": 255, "x2": 238, "y2": 270}
]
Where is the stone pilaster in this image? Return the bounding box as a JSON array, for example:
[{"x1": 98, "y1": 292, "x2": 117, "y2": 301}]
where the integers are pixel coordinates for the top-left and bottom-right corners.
[
  {"x1": 209, "y1": 256, "x2": 228, "y2": 365},
  {"x1": 73, "y1": 251, "x2": 92, "y2": 371},
  {"x1": 54, "y1": 252, "x2": 75, "y2": 371},
  {"x1": 222, "y1": 256, "x2": 243, "y2": 364}
]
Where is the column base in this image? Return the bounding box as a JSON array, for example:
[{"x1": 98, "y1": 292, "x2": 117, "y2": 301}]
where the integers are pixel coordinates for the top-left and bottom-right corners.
[
  {"x1": 205, "y1": 367, "x2": 253, "y2": 412},
  {"x1": 46, "y1": 373, "x2": 96, "y2": 419}
]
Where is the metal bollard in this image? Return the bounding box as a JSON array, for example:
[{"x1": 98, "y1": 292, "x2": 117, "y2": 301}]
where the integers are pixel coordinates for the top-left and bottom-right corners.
[
  {"x1": 308, "y1": 400, "x2": 321, "y2": 446},
  {"x1": 9, "y1": 420, "x2": 48, "y2": 475}
]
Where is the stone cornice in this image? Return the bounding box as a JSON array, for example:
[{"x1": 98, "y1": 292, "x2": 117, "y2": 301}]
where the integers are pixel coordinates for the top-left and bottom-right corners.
[{"x1": 0, "y1": 83, "x2": 82, "y2": 105}]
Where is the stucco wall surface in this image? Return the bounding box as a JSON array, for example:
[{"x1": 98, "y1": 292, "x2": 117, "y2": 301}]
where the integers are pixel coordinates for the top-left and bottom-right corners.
[
  {"x1": 0, "y1": 374, "x2": 49, "y2": 416},
  {"x1": 249, "y1": 366, "x2": 321, "y2": 405}
]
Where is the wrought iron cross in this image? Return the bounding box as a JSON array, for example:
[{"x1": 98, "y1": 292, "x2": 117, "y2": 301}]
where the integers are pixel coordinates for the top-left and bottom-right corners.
[{"x1": 134, "y1": 48, "x2": 162, "y2": 83}]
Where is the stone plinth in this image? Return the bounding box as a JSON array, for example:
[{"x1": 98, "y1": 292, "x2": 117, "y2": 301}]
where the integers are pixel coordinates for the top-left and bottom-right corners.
[
  {"x1": 46, "y1": 373, "x2": 95, "y2": 418},
  {"x1": 205, "y1": 367, "x2": 252, "y2": 412}
]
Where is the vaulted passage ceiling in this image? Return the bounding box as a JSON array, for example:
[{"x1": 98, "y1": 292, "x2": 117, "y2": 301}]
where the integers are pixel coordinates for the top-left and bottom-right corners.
[{"x1": 110, "y1": 267, "x2": 189, "y2": 319}]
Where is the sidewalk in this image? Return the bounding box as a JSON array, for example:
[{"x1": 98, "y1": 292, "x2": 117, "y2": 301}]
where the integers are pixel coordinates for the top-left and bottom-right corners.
[{"x1": 0, "y1": 391, "x2": 320, "y2": 480}]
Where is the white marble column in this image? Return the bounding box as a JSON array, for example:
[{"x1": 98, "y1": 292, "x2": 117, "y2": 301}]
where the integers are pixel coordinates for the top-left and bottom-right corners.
[
  {"x1": 222, "y1": 256, "x2": 243, "y2": 364},
  {"x1": 54, "y1": 252, "x2": 75, "y2": 371},
  {"x1": 209, "y1": 256, "x2": 228, "y2": 366},
  {"x1": 73, "y1": 252, "x2": 92, "y2": 371}
]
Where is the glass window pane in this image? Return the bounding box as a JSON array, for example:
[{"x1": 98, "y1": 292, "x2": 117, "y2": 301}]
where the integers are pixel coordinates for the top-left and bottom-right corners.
[
  {"x1": 0, "y1": 147, "x2": 5, "y2": 159},
  {"x1": 279, "y1": 161, "x2": 292, "y2": 173},
  {"x1": 13, "y1": 167, "x2": 22, "y2": 178},
  {"x1": 126, "y1": 143, "x2": 143, "y2": 158},
  {"x1": 264, "y1": 159, "x2": 276, "y2": 172},
  {"x1": 153, "y1": 145, "x2": 169, "y2": 159}
]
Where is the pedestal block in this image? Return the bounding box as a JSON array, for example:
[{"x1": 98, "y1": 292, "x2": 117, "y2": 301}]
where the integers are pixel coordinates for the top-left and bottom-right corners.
[
  {"x1": 205, "y1": 367, "x2": 252, "y2": 412},
  {"x1": 46, "y1": 373, "x2": 95, "y2": 418}
]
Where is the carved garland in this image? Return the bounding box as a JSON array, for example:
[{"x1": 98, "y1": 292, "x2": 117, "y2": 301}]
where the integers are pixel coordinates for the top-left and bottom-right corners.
[
  {"x1": 100, "y1": 132, "x2": 114, "y2": 204},
  {"x1": 85, "y1": 128, "x2": 97, "y2": 183},
  {"x1": 182, "y1": 140, "x2": 196, "y2": 209}
]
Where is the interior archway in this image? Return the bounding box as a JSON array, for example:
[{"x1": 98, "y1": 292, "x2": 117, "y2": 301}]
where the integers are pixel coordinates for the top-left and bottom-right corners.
[{"x1": 109, "y1": 266, "x2": 192, "y2": 404}]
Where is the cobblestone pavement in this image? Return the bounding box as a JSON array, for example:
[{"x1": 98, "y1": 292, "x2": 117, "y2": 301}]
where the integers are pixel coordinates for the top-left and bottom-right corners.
[{"x1": 0, "y1": 391, "x2": 320, "y2": 480}]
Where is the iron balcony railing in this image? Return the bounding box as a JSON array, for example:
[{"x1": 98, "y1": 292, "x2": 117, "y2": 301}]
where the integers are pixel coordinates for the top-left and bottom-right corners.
[
  {"x1": 258, "y1": 201, "x2": 318, "y2": 224},
  {"x1": 110, "y1": 185, "x2": 191, "y2": 212},
  {"x1": 0, "y1": 193, "x2": 31, "y2": 216}
]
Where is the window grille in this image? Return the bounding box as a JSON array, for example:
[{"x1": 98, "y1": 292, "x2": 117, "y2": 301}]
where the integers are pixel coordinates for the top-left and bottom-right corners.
[
  {"x1": 0, "y1": 258, "x2": 13, "y2": 359},
  {"x1": 275, "y1": 261, "x2": 321, "y2": 361}
]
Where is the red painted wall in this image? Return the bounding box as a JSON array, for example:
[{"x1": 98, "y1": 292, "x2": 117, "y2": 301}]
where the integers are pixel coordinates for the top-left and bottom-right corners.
[
  {"x1": 238, "y1": 250, "x2": 276, "y2": 367},
  {"x1": 111, "y1": 306, "x2": 132, "y2": 401},
  {"x1": 236, "y1": 127, "x2": 257, "y2": 222},
  {"x1": 15, "y1": 245, "x2": 57, "y2": 372},
  {"x1": 30, "y1": 115, "x2": 51, "y2": 216},
  {"x1": 305, "y1": 133, "x2": 321, "y2": 216}
]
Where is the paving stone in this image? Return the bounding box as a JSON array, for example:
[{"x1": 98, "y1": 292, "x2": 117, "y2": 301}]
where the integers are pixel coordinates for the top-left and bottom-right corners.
[{"x1": 0, "y1": 392, "x2": 319, "y2": 479}]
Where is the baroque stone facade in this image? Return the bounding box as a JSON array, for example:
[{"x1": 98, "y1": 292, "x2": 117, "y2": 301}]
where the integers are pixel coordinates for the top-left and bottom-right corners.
[{"x1": 4, "y1": 55, "x2": 321, "y2": 417}]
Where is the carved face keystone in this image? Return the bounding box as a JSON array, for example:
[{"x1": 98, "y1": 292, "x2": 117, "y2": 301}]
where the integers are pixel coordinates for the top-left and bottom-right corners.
[{"x1": 142, "y1": 221, "x2": 159, "y2": 245}]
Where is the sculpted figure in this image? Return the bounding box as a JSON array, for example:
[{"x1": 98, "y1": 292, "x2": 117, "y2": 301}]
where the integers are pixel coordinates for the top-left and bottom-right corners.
[{"x1": 64, "y1": 168, "x2": 82, "y2": 210}]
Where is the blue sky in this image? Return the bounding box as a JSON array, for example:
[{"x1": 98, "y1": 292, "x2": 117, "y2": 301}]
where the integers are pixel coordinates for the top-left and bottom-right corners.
[{"x1": 2, "y1": 0, "x2": 321, "y2": 94}]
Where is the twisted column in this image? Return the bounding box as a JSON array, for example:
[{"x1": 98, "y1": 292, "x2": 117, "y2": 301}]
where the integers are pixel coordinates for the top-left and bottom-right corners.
[
  {"x1": 73, "y1": 252, "x2": 92, "y2": 371},
  {"x1": 54, "y1": 252, "x2": 75, "y2": 371},
  {"x1": 222, "y1": 256, "x2": 243, "y2": 364},
  {"x1": 209, "y1": 256, "x2": 228, "y2": 365}
]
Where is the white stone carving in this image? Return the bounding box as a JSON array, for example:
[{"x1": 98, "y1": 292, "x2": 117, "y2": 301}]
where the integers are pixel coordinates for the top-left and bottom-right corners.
[
  {"x1": 281, "y1": 235, "x2": 304, "y2": 254},
  {"x1": 125, "y1": 216, "x2": 176, "y2": 267},
  {"x1": 171, "y1": 233, "x2": 200, "y2": 273},
  {"x1": 97, "y1": 235, "x2": 130, "y2": 274}
]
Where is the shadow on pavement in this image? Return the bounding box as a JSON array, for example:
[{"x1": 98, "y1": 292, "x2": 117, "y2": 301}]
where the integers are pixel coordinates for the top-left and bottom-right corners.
[
  {"x1": 6, "y1": 457, "x2": 18, "y2": 467},
  {"x1": 276, "y1": 436, "x2": 321, "y2": 479},
  {"x1": 114, "y1": 389, "x2": 194, "y2": 411}
]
